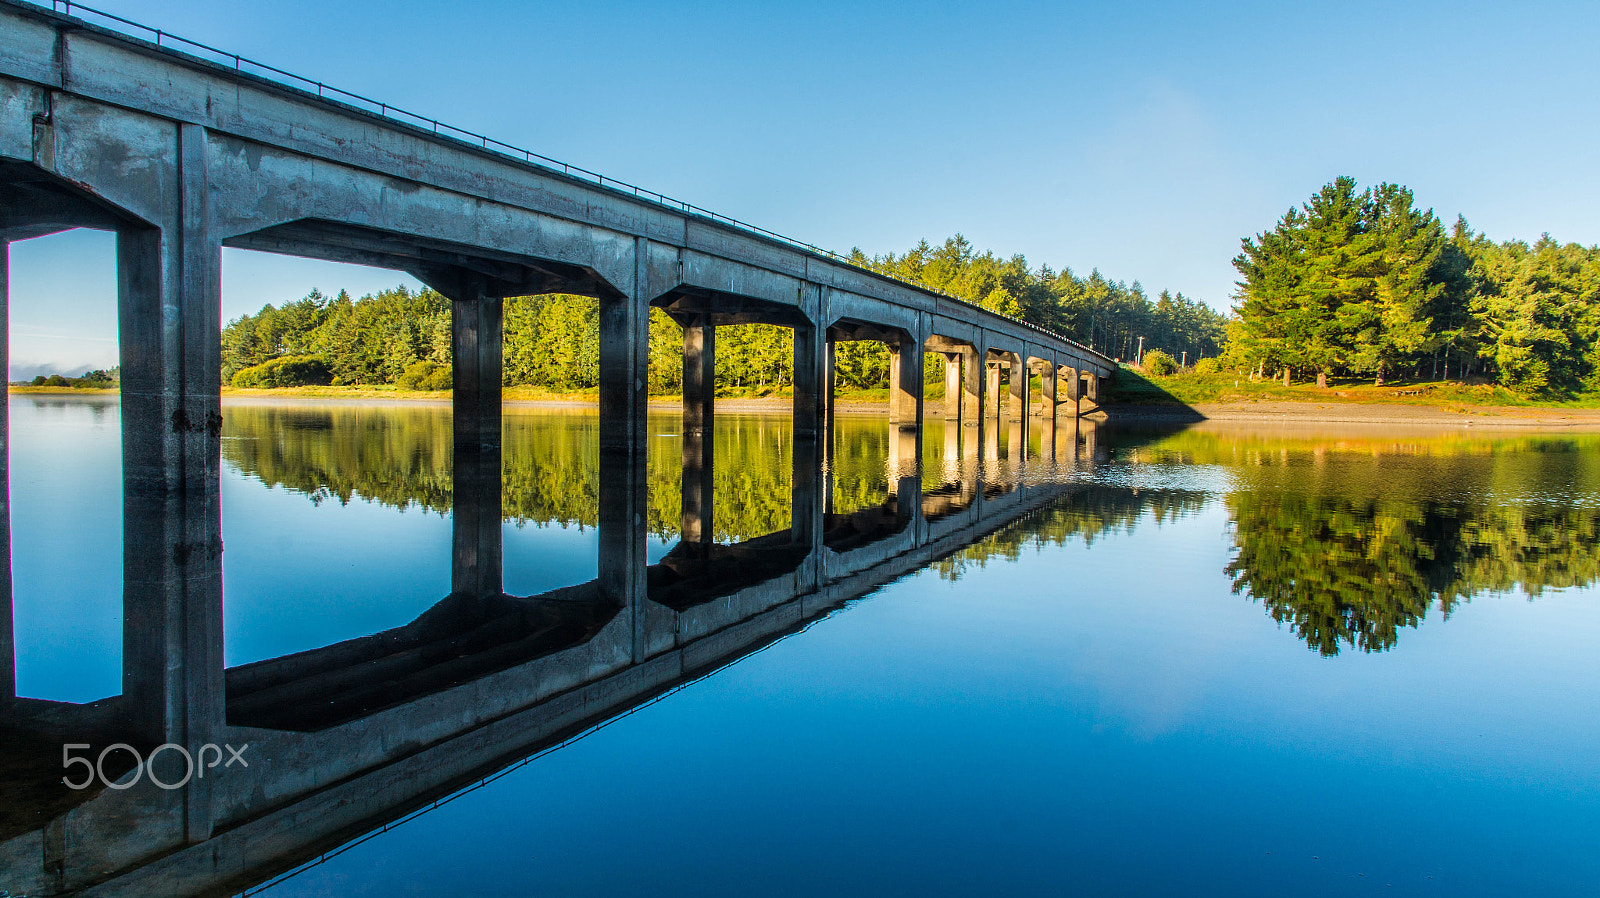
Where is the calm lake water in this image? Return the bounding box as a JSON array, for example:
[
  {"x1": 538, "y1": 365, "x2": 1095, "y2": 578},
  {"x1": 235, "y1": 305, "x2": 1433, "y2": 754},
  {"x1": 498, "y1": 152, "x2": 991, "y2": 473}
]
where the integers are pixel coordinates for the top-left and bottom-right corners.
[{"x1": 5, "y1": 395, "x2": 1600, "y2": 896}]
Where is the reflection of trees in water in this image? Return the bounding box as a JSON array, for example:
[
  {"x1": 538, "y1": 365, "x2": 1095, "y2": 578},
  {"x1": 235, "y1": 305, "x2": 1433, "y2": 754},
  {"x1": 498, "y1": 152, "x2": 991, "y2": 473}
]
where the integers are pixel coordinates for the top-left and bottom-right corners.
[
  {"x1": 934, "y1": 486, "x2": 1211, "y2": 581},
  {"x1": 223, "y1": 406, "x2": 900, "y2": 543},
  {"x1": 222, "y1": 405, "x2": 454, "y2": 513},
  {"x1": 1226, "y1": 493, "x2": 1600, "y2": 656},
  {"x1": 223, "y1": 408, "x2": 1600, "y2": 657}
]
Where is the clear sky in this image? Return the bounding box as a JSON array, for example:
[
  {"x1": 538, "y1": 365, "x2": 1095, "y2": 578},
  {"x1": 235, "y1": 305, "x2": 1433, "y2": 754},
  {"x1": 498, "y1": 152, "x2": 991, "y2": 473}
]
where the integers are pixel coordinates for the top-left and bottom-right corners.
[{"x1": 7, "y1": 0, "x2": 1599, "y2": 377}]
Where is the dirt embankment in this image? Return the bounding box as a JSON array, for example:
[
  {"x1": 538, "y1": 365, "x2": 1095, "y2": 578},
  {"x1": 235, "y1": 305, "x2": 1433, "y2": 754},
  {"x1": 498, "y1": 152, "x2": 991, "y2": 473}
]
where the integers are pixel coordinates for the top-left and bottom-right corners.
[{"x1": 1098, "y1": 400, "x2": 1600, "y2": 430}]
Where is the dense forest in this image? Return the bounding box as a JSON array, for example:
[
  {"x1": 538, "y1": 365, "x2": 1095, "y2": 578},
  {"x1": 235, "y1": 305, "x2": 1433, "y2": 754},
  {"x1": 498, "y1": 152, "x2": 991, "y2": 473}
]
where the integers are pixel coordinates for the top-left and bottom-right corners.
[
  {"x1": 216, "y1": 181, "x2": 1600, "y2": 400},
  {"x1": 219, "y1": 235, "x2": 1227, "y2": 393},
  {"x1": 1229, "y1": 177, "x2": 1600, "y2": 395}
]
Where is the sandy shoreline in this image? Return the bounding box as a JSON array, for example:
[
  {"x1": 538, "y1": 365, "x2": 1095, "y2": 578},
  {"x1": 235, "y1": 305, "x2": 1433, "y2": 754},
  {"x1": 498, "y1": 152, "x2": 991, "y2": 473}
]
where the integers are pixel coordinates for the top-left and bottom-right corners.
[
  {"x1": 17, "y1": 388, "x2": 1600, "y2": 430},
  {"x1": 1100, "y1": 400, "x2": 1600, "y2": 430}
]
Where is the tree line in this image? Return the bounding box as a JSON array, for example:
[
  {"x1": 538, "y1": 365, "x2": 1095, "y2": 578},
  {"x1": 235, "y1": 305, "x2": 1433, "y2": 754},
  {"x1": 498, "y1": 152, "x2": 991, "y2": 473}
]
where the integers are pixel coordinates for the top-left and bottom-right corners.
[
  {"x1": 1229, "y1": 176, "x2": 1600, "y2": 395},
  {"x1": 219, "y1": 235, "x2": 1225, "y2": 393}
]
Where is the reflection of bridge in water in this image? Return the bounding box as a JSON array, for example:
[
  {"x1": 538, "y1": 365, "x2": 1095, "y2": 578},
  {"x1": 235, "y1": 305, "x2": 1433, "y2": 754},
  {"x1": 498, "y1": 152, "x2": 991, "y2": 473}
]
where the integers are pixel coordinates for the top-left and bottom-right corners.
[
  {"x1": 1, "y1": 412, "x2": 1111, "y2": 896},
  {"x1": 0, "y1": 1, "x2": 1134, "y2": 892}
]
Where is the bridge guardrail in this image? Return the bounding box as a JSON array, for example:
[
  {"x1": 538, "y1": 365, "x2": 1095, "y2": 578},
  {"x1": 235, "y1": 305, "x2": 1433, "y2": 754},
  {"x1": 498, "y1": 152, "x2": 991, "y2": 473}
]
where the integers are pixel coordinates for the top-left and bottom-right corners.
[{"x1": 27, "y1": 0, "x2": 1112, "y2": 366}]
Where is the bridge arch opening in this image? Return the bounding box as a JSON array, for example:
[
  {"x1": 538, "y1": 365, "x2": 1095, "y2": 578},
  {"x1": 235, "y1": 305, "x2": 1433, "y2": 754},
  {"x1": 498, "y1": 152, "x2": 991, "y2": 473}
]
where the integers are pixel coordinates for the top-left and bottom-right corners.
[{"x1": 3, "y1": 225, "x2": 123, "y2": 705}]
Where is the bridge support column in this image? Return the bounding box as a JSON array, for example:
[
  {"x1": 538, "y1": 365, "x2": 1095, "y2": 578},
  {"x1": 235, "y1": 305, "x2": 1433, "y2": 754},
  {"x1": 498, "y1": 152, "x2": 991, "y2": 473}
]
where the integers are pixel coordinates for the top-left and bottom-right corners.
[
  {"x1": 451, "y1": 278, "x2": 502, "y2": 453},
  {"x1": 1037, "y1": 361, "x2": 1057, "y2": 417},
  {"x1": 1064, "y1": 365, "x2": 1081, "y2": 417},
  {"x1": 1009, "y1": 354, "x2": 1030, "y2": 454},
  {"x1": 1009, "y1": 355, "x2": 1029, "y2": 420},
  {"x1": 681, "y1": 319, "x2": 714, "y2": 547},
  {"x1": 451, "y1": 276, "x2": 503, "y2": 599},
  {"x1": 888, "y1": 424, "x2": 921, "y2": 498},
  {"x1": 599, "y1": 239, "x2": 652, "y2": 661},
  {"x1": 889, "y1": 340, "x2": 924, "y2": 431},
  {"x1": 824, "y1": 339, "x2": 836, "y2": 515},
  {"x1": 1087, "y1": 373, "x2": 1100, "y2": 405},
  {"x1": 118, "y1": 123, "x2": 224, "y2": 844},
  {"x1": 986, "y1": 360, "x2": 1002, "y2": 419},
  {"x1": 451, "y1": 440, "x2": 502, "y2": 599},
  {"x1": 824, "y1": 339, "x2": 837, "y2": 438},
  {"x1": 1039, "y1": 363, "x2": 1058, "y2": 462},
  {"x1": 942, "y1": 352, "x2": 962, "y2": 420},
  {"x1": 962, "y1": 346, "x2": 984, "y2": 427},
  {"x1": 793, "y1": 324, "x2": 827, "y2": 555}
]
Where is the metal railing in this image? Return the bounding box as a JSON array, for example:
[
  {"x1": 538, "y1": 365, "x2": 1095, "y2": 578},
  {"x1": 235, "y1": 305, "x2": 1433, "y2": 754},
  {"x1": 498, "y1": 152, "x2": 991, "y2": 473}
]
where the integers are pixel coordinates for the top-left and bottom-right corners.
[{"x1": 33, "y1": 0, "x2": 1106, "y2": 362}]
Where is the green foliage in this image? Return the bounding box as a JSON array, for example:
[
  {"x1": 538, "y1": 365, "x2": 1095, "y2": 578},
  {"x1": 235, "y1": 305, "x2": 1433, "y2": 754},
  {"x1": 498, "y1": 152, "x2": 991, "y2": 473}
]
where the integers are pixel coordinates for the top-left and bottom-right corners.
[
  {"x1": 231, "y1": 355, "x2": 333, "y2": 388},
  {"x1": 26, "y1": 368, "x2": 117, "y2": 389},
  {"x1": 221, "y1": 234, "x2": 1219, "y2": 394},
  {"x1": 1232, "y1": 177, "x2": 1446, "y2": 384},
  {"x1": 1230, "y1": 178, "x2": 1600, "y2": 397},
  {"x1": 1192, "y1": 357, "x2": 1221, "y2": 375},
  {"x1": 1141, "y1": 349, "x2": 1178, "y2": 375},
  {"x1": 397, "y1": 360, "x2": 452, "y2": 391},
  {"x1": 853, "y1": 235, "x2": 1226, "y2": 363}
]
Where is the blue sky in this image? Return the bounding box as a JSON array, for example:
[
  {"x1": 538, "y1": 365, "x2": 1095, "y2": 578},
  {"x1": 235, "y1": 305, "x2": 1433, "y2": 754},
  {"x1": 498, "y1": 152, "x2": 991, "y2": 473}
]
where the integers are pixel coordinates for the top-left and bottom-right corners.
[{"x1": 8, "y1": 0, "x2": 1599, "y2": 377}]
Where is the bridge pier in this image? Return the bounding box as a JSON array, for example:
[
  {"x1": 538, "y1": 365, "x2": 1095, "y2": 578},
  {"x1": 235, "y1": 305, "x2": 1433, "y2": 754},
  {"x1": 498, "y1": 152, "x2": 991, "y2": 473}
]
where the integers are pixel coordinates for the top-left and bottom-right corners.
[
  {"x1": 1045, "y1": 362, "x2": 1061, "y2": 437},
  {"x1": 888, "y1": 339, "x2": 925, "y2": 431},
  {"x1": 1064, "y1": 365, "x2": 1081, "y2": 417},
  {"x1": 1035, "y1": 359, "x2": 1058, "y2": 417},
  {"x1": 1009, "y1": 354, "x2": 1030, "y2": 450},
  {"x1": 824, "y1": 339, "x2": 837, "y2": 440},
  {"x1": 942, "y1": 352, "x2": 962, "y2": 420},
  {"x1": 962, "y1": 345, "x2": 984, "y2": 427},
  {"x1": 824, "y1": 339, "x2": 836, "y2": 516},
  {"x1": 597, "y1": 243, "x2": 652, "y2": 661},
  {"x1": 986, "y1": 360, "x2": 1002, "y2": 419},
  {"x1": 1008, "y1": 354, "x2": 1029, "y2": 420},
  {"x1": 111, "y1": 126, "x2": 227, "y2": 845},
  {"x1": 681, "y1": 318, "x2": 715, "y2": 547},
  {"x1": 450, "y1": 276, "x2": 503, "y2": 600},
  {"x1": 792, "y1": 324, "x2": 827, "y2": 560}
]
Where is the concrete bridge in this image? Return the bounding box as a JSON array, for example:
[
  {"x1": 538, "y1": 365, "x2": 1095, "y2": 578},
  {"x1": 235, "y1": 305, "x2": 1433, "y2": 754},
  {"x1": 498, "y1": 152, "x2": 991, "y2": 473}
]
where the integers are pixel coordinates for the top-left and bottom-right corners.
[
  {"x1": 0, "y1": 3, "x2": 1122, "y2": 891},
  {"x1": 0, "y1": 0, "x2": 1114, "y2": 465}
]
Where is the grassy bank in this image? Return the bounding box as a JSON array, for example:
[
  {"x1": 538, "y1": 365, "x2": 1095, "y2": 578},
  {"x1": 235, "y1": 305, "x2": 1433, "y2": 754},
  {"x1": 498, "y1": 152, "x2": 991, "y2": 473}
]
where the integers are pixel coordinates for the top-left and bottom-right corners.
[
  {"x1": 8, "y1": 385, "x2": 119, "y2": 396},
  {"x1": 1109, "y1": 367, "x2": 1600, "y2": 410},
  {"x1": 7, "y1": 384, "x2": 899, "y2": 404}
]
